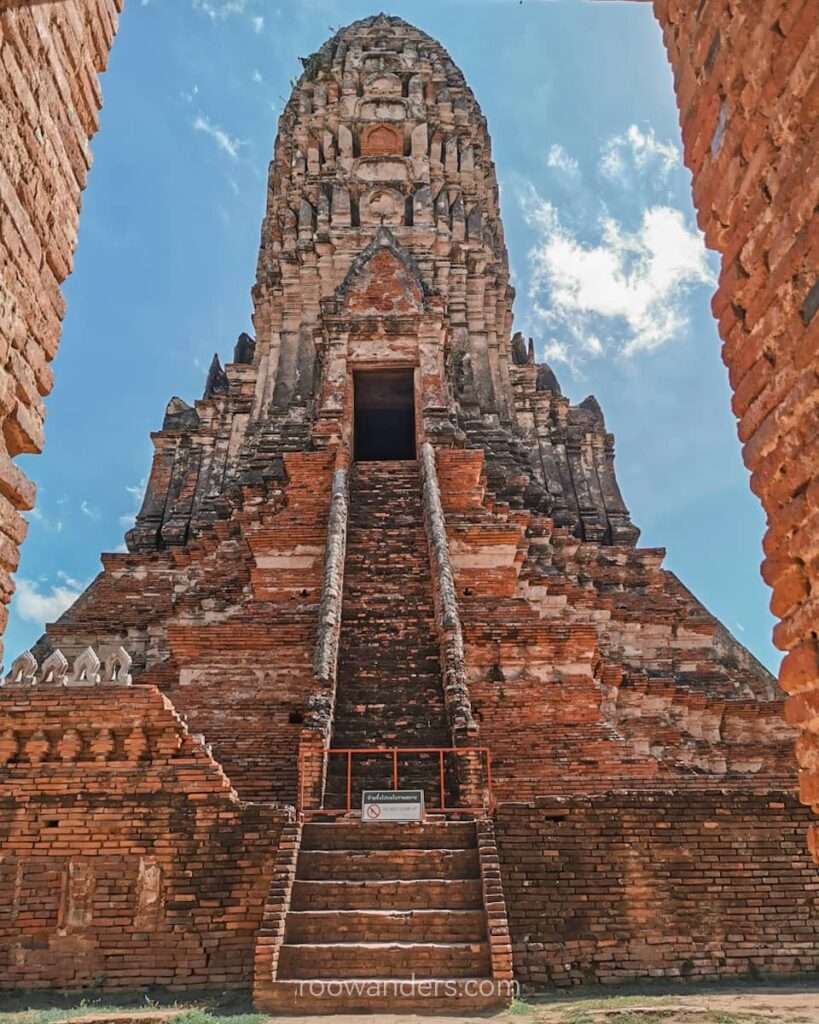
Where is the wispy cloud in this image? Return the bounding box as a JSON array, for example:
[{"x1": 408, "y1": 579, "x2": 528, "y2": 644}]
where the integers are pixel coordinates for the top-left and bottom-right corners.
[
  {"x1": 80, "y1": 500, "x2": 100, "y2": 521},
  {"x1": 519, "y1": 183, "x2": 714, "y2": 366},
  {"x1": 600, "y1": 124, "x2": 679, "y2": 184},
  {"x1": 192, "y1": 0, "x2": 247, "y2": 18},
  {"x1": 546, "y1": 143, "x2": 579, "y2": 178},
  {"x1": 193, "y1": 114, "x2": 242, "y2": 159},
  {"x1": 27, "y1": 505, "x2": 63, "y2": 533},
  {"x1": 119, "y1": 478, "x2": 147, "y2": 532},
  {"x1": 126, "y1": 481, "x2": 147, "y2": 502},
  {"x1": 191, "y1": 0, "x2": 264, "y2": 31},
  {"x1": 14, "y1": 576, "x2": 83, "y2": 626}
]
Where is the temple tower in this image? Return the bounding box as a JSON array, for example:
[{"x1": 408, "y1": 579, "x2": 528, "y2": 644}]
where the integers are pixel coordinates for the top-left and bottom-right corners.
[{"x1": 3, "y1": 15, "x2": 814, "y2": 1010}]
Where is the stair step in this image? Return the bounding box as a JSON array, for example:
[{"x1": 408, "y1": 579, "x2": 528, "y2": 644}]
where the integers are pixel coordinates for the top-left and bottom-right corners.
[
  {"x1": 301, "y1": 821, "x2": 476, "y2": 850},
  {"x1": 297, "y1": 847, "x2": 480, "y2": 881},
  {"x1": 255, "y1": 976, "x2": 507, "y2": 1013},
  {"x1": 277, "y1": 940, "x2": 491, "y2": 979},
  {"x1": 331, "y1": 458, "x2": 451, "y2": 783},
  {"x1": 291, "y1": 878, "x2": 484, "y2": 911},
  {"x1": 285, "y1": 908, "x2": 486, "y2": 943}
]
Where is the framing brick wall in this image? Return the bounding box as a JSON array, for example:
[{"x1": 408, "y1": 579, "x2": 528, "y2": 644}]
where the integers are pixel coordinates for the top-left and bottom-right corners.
[
  {"x1": 497, "y1": 791, "x2": 819, "y2": 987},
  {"x1": 649, "y1": 2, "x2": 819, "y2": 834},
  {"x1": 0, "y1": 0, "x2": 122, "y2": 661}
]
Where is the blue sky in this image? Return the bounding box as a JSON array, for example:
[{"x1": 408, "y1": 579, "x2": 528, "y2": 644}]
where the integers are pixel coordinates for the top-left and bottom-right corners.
[{"x1": 5, "y1": 0, "x2": 778, "y2": 675}]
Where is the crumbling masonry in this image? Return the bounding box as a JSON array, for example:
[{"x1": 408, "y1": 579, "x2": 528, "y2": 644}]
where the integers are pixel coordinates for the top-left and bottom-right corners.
[{"x1": 1, "y1": 9, "x2": 819, "y2": 1012}]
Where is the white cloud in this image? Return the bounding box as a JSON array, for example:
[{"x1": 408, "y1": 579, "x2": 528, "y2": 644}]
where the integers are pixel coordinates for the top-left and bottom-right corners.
[
  {"x1": 519, "y1": 184, "x2": 714, "y2": 363},
  {"x1": 546, "y1": 143, "x2": 579, "y2": 177},
  {"x1": 181, "y1": 84, "x2": 199, "y2": 104},
  {"x1": 119, "y1": 478, "x2": 146, "y2": 533},
  {"x1": 600, "y1": 124, "x2": 679, "y2": 184},
  {"x1": 193, "y1": 114, "x2": 242, "y2": 160},
  {"x1": 80, "y1": 500, "x2": 100, "y2": 521},
  {"x1": 57, "y1": 570, "x2": 83, "y2": 590},
  {"x1": 252, "y1": 69, "x2": 263, "y2": 83},
  {"x1": 27, "y1": 505, "x2": 63, "y2": 533},
  {"x1": 14, "y1": 577, "x2": 83, "y2": 626},
  {"x1": 192, "y1": 0, "x2": 247, "y2": 18},
  {"x1": 126, "y1": 480, "x2": 146, "y2": 502},
  {"x1": 191, "y1": 0, "x2": 263, "y2": 30}
]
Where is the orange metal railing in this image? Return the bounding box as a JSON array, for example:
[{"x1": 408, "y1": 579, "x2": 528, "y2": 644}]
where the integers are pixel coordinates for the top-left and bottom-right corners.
[{"x1": 297, "y1": 745, "x2": 494, "y2": 817}]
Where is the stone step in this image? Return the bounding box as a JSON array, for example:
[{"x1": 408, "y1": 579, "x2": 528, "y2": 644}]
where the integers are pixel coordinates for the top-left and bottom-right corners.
[
  {"x1": 297, "y1": 847, "x2": 480, "y2": 881},
  {"x1": 277, "y1": 940, "x2": 491, "y2": 979},
  {"x1": 331, "y1": 452, "x2": 450, "y2": 774},
  {"x1": 291, "y1": 878, "x2": 484, "y2": 911},
  {"x1": 255, "y1": 976, "x2": 507, "y2": 1013},
  {"x1": 301, "y1": 821, "x2": 476, "y2": 850},
  {"x1": 285, "y1": 908, "x2": 486, "y2": 944}
]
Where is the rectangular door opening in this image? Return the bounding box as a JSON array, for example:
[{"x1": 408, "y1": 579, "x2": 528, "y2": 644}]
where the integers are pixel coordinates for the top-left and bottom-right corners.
[{"x1": 353, "y1": 369, "x2": 416, "y2": 461}]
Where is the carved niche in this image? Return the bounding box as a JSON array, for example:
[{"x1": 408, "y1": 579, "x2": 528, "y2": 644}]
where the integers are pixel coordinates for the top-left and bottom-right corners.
[
  {"x1": 361, "y1": 123, "x2": 403, "y2": 157},
  {"x1": 360, "y1": 188, "x2": 405, "y2": 227}
]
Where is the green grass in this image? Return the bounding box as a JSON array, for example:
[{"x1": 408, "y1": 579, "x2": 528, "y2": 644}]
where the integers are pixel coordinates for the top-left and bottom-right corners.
[
  {"x1": 0, "y1": 994, "x2": 267, "y2": 1024},
  {"x1": 509, "y1": 996, "x2": 536, "y2": 1016}
]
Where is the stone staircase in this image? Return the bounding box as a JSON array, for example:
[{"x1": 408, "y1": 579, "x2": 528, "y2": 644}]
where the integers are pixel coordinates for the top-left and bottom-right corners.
[
  {"x1": 325, "y1": 459, "x2": 457, "y2": 809},
  {"x1": 254, "y1": 819, "x2": 511, "y2": 1012}
]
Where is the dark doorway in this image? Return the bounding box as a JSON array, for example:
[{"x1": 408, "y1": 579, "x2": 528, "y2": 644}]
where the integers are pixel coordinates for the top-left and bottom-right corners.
[{"x1": 354, "y1": 369, "x2": 416, "y2": 461}]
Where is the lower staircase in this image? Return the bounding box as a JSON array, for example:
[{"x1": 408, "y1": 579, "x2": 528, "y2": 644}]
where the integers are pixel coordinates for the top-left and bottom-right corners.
[{"x1": 254, "y1": 818, "x2": 512, "y2": 1012}]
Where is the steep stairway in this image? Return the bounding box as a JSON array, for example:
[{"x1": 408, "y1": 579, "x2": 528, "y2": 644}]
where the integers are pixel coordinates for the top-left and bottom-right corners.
[
  {"x1": 325, "y1": 460, "x2": 456, "y2": 809},
  {"x1": 255, "y1": 819, "x2": 508, "y2": 1012}
]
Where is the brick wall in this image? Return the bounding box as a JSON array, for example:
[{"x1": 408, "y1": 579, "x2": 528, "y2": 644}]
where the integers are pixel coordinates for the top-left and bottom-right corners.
[
  {"x1": 0, "y1": 684, "x2": 288, "y2": 991},
  {"x1": 650, "y1": 3, "x2": 819, "y2": 832},
  {"x1": 0, "y1": 0, "x2": 122, "y2": 661},
  {"x1": 36, "y1": 451, "x2": 335, "y2": 806},
  {"x1": 436, "y1": 447, "x2": 795, "y2": 802},
  {"x1": 497, "y1": 791, "x2": 819, "y2": 987}
]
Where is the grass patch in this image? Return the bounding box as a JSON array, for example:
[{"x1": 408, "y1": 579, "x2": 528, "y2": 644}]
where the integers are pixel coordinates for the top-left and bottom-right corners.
[
  {"x1": 509, "y1": 996, "x2": 536, "y2": 1016},
  {"x1": 0, "y1": 993, "x2": 265, "y2": 1024}
]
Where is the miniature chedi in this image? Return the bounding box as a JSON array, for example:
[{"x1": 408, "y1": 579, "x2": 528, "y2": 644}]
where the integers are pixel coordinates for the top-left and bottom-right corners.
[{"x1": 2, "y1": 15, "x2": 818, "y2": 1012}]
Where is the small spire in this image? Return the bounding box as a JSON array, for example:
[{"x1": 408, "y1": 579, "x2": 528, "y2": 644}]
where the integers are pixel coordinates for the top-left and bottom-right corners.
[
  {"x1": 511, "y1": 331, "x2": 528, "y2": 366},
  {"x1": 233, "y1": 333, "x2": 256, "y2": 365},
  {"x1": 536, "y1": 361, "x2": 562, "y2": 396},
  {"x1": 162, "y1": 397, "x2": 199, "y2": 431},
  {"x1": 579, "y1": 394, "x2": 604, "y2": 425},
  {"x1": 203, "y1": 354, "x2": 229, "y2": 398}
]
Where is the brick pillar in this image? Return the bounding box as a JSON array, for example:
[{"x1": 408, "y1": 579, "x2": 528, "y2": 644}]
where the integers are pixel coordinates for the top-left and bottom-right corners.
[
  {"x1": 455, "y1": 747, "x2": 486, "y2": 812},
  {"x1": 297, "y1": 729, "x2": 326, "y2": 813}
]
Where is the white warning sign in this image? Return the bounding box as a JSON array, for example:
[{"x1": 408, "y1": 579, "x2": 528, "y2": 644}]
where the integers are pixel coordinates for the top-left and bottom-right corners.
[{"x1": 362, "y1": 789, "x2": 424, "y2": 822}]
